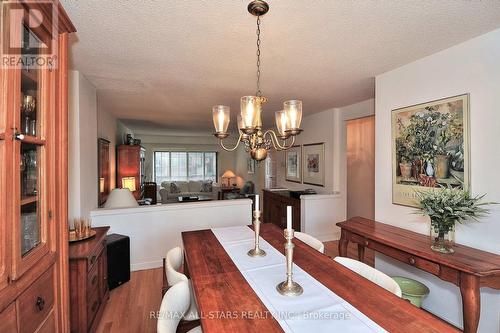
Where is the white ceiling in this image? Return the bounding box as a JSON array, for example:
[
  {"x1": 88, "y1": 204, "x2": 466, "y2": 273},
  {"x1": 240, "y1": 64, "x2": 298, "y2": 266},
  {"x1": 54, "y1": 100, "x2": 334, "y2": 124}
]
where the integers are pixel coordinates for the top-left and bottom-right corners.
[{"x1": 61, "y1": 0, "x2": 500, "y2": 134}]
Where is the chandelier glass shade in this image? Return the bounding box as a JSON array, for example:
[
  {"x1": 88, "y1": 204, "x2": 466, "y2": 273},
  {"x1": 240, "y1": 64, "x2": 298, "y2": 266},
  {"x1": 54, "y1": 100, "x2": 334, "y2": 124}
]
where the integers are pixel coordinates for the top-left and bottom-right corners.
[{"x1": 211, "y1": 0, "x2": 303, "y2": 161}]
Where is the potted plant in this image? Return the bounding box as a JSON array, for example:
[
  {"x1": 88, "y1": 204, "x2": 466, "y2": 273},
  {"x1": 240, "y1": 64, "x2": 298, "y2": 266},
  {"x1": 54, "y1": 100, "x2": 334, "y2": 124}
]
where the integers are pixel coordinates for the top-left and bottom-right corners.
[
  {"x1": 415, "y1": 189, "x2": 495, "y2": 254},
  {"x1": 396, "y1": 137, "x2": 412, "y2": 179}
]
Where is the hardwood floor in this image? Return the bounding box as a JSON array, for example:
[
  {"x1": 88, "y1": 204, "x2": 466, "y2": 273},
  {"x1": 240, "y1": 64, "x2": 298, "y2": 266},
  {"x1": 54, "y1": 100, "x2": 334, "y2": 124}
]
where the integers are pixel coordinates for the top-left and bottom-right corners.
[
  {"x1": 94, "y1": 241, "x2": 373, "y2": 333},
  {"x1": 96, "y1": 268, "x2": 163, "y2": 333}
]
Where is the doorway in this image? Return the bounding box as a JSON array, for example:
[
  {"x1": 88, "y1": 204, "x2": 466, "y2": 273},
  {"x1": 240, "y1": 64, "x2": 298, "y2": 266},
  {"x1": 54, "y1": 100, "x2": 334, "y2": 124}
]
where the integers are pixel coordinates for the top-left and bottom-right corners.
[{"x1": 346, "y1": 116, "x2": 375, "y2": 219}]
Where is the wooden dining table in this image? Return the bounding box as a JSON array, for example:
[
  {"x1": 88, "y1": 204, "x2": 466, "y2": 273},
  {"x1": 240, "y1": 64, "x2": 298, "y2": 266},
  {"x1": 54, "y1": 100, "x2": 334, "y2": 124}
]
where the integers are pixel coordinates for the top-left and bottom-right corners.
[{"x1": 181, "y1": 223, "x2": 460, "y2": 333}]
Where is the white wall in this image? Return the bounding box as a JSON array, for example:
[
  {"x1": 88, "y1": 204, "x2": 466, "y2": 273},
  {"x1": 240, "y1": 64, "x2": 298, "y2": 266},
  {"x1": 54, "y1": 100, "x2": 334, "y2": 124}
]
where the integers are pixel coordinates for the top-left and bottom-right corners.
[
  {"x1": 90, "y1": 199, "x2": 252, "y2": 271},
  {"x1": 300, "y1": 194, "x2": 344, "y2": 241},
  {"x1": 68, "y1": 71, "x2": 98, "y2": 221},
  {"x1": 97, "y1": 108, "x2": 118, "y2": 189},
  {"x1": 375, "y1": 28, "x2": 500, "y2": 332}
]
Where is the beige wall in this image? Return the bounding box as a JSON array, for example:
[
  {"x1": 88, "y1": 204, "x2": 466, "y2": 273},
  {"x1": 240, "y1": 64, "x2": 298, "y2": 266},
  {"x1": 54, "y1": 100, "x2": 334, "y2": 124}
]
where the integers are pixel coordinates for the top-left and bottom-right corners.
[{"x1": 346, "y1": 116, "x2": 375, "y2": 219}]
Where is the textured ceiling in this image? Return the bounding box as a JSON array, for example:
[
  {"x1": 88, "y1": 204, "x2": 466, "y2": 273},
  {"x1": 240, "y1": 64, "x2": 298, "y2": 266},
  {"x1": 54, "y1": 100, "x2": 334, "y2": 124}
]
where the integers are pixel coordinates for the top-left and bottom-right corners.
[{"x1": 61, "y1": 0, "x2": 500, "y2": 134}]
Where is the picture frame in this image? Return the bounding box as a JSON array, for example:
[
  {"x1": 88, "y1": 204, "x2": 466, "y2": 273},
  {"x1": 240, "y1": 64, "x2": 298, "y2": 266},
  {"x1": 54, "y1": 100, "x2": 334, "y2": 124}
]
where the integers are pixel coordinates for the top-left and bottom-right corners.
[
  {"x1": 97, "y1": 138, "x2": 110, "y2": 207},
  {"x1": 392, "y1": 94, "x2": 470, "y2": 207},
  {"x1": 247, "y1": 156, "x2": 255, "y2": 174},
  {"x1": 285, "y1": 145, "x2": 302, "y2": 183},
  {"x1": 302, "y1": 143, "x2": 325, "y2": 187}
]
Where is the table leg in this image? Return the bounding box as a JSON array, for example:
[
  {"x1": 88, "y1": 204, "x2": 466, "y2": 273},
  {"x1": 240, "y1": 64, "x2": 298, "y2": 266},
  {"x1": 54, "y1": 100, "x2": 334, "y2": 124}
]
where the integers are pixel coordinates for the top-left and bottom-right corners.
[
  {"x1": 459, "y1": 273, "x2": 480, "y2": 333},
  {"x1": 183, "y1": 253, "x2": 190, "y2": 279},
  {"x1": 338, "y1": 230, "x2": 348, "y2": 257},
  {"x1": 357, "y1": 244, "x2": 365, "y2": 262}
]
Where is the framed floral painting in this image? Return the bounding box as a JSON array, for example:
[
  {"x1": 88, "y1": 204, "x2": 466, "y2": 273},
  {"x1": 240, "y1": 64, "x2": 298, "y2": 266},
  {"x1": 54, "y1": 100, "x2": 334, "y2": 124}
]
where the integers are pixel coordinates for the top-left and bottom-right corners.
[
  {"x1": 392, "y1": 94, "x2": 470, "y2": 207},
  {"x1": 302, "y1": 143, "x2": 325, "y2": 187},
  {"x1": 285, "y1": 145, "x2": 301, "y2": 183}
]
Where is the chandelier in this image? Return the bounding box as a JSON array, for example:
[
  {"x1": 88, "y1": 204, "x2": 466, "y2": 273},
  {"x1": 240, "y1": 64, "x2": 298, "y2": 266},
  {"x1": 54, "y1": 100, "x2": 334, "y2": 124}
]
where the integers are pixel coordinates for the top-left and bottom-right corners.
[{"x1": 211, "y1": 0, "x2": 303, "y2": 161}]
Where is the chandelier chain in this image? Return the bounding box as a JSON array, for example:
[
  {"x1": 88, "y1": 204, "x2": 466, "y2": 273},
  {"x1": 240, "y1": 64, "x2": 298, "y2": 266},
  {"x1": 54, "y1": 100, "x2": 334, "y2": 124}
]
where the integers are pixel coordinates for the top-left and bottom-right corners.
[{"x1": 256, "y1": 16, "x2": 262, "y2": 97}]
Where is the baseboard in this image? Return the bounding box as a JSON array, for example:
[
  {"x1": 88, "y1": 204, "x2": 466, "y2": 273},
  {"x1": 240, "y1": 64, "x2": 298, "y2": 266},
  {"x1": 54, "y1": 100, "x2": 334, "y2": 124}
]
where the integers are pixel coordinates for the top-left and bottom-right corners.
[
  {"x1": 131, "y1": 260, "x2": 163, "y2": 272},
  {"x1": 315, "y1": 231, "x2": 341, "y2": 242}
]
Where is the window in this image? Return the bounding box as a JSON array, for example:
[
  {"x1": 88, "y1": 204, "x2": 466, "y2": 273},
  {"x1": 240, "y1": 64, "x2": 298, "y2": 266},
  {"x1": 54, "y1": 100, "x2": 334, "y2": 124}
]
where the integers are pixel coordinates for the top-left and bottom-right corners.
[{"x1": 154, "y1": 151, "x2": 217, "y2": 184}]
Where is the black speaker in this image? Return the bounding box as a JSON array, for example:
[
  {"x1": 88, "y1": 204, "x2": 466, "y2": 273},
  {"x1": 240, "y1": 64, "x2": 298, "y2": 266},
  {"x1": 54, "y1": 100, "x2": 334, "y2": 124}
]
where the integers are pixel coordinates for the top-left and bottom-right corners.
[{"x1": 106, "y1": 234, "x2": 130, "y2": 291}]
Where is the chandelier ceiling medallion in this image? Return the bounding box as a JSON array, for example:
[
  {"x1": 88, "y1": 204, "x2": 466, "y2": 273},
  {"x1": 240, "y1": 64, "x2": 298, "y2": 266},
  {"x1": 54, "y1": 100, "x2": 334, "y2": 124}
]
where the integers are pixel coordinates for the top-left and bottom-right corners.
[{"x1": 211, "y1": 0, "x2": 303, "y2": 161}]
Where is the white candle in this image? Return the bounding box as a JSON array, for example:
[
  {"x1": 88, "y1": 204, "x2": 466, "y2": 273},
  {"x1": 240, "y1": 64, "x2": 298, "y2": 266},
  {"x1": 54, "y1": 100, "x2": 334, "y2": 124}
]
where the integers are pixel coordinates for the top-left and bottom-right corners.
[
  {"x1": 287, "y1": 206, "x2": 292, "y2": 231},
  {"x1": 255, "y1": 194, "x2": 260, "y2": 211}
]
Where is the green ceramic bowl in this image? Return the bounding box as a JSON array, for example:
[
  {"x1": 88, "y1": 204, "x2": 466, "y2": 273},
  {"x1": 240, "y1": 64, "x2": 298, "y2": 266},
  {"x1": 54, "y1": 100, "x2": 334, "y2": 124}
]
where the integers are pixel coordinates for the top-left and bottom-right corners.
[{"x1": 392, "y1": 276, "x2": 430, "y2": 308}]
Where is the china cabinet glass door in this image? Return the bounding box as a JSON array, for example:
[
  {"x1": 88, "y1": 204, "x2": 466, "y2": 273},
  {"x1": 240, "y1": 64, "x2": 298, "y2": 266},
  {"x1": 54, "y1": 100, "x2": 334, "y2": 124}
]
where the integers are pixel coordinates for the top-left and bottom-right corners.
[{"x1": 12, "y1": 23, "x2": 53, "y2": 279}]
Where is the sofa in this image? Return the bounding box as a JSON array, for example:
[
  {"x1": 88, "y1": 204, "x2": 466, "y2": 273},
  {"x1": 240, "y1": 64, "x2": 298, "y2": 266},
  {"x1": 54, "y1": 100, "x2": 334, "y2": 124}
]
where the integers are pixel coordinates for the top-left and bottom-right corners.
[{"x1": 159, "y1": 180, "x2": 220, "y2": 203}]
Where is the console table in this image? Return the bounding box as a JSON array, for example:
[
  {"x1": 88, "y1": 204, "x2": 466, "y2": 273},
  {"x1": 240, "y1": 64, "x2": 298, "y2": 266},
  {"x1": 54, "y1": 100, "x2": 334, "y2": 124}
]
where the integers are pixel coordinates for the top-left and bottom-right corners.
[{"x1": 336, "y1": 217, "x2": 500, "y2": 333}]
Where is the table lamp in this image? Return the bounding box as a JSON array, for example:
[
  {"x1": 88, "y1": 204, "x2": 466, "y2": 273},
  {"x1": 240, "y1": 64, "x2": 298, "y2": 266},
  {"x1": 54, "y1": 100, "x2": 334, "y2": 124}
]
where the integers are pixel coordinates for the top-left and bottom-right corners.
[
  {"x1": 99, "y1": 177, "x2": 105, "y2": 193},
  {"x1": 104, "y1": 188, "x2": 139, "y2": 209},
  {"x1": 221, "y1": 170, "x2": 236, "y2": 188},
  {"x1": 121, "y1": 177, "x2": 136, "y2": 192}
]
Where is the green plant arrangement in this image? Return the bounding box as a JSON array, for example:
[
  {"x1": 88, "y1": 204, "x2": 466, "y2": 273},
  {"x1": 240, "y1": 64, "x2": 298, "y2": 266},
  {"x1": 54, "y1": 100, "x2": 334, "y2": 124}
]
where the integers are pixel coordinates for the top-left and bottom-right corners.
[{"x1": 415, "y1": 188, "x2": 495, "y2": 253}]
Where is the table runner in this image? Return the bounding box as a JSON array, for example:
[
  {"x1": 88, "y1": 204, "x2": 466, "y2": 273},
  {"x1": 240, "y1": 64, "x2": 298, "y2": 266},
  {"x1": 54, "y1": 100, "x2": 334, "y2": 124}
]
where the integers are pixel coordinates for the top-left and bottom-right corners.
[{"x1": 211, "y1": 226, "x2": 387, "y2": 333}]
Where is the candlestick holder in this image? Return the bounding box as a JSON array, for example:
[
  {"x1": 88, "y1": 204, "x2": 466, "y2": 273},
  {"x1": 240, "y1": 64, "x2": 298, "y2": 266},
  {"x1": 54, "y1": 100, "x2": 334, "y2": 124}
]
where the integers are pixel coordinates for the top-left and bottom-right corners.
[
  {"x1": 276, "y1": 228, "x2": 303, "y2": 296},
  {"x1": 247, "y1": 210, "x2": 267, "y2": 257}
]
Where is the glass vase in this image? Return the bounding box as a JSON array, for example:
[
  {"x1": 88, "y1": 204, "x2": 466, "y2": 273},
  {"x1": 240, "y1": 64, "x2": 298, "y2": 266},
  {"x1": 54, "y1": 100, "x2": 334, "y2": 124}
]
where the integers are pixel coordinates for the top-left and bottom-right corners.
[{"x1": 430, "y1": 223, "x2": 455, "y2": 254}]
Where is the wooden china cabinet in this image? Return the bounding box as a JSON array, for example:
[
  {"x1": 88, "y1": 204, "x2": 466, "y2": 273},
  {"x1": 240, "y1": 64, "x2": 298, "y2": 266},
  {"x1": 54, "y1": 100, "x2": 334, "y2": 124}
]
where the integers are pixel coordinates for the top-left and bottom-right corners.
[
  {"x1": 116, "y1": 144, "x2": 146, "y2": 200},
  {"x1": 0, "y1": 1, "x2": 75, "y2": 332}
]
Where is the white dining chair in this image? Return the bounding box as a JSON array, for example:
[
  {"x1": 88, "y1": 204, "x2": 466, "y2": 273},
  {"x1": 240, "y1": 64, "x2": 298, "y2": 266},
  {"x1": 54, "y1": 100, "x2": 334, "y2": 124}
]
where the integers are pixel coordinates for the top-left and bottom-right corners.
[
  {"x1": 333, "y1": 256, "x2": 402, "y2": 297},
  {"x1": 295, "y1": 231, "x2": 325, "y2": 253},
  {"x1": 165, "y1": 247, "x2": 200, "y2": 321},
  {"x1": 157, "y1": 280, "x2": 202, "y2": 333}
]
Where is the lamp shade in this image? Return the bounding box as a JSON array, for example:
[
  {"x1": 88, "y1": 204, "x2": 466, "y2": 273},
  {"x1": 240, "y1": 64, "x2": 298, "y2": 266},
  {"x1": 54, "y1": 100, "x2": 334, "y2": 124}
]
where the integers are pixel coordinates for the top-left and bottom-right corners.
[
  {"x1": 104, "y1": 188, "x2": 139, "y2": 209},
  {"x1": 99, "y1": 177, "x2": 105, "y2": 193},
  {"x1": 284, "y1": 100, "x2": 302, "y2": 130},
  {"x1": 212, "y1": 105, "x2": 230, "y2": 134},
  {"x1": 240, "y1": 96, "x2": 261, "y2": 129},
  {"x1": 221, "y1": 170, "x2": 236, "y2": 179},
  {"x1": 121, "y1": 177, "x2": 136, "y2": 192},
  {"x1": 275, "y1": 110, "x2": 288, "y2": 136}
]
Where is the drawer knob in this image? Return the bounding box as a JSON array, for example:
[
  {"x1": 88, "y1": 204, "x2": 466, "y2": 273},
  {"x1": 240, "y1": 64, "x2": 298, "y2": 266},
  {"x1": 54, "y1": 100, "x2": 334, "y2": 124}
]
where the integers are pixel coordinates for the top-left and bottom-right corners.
[
  {"x1": 364, "y1": 240, "x2": 369, "y2": 246},
  {"x1": 36, "y1": 296, "x2": 45, "y2": 311},
  {"x1": 409, "y1": 257, "x2": 416, "y2": 265}
]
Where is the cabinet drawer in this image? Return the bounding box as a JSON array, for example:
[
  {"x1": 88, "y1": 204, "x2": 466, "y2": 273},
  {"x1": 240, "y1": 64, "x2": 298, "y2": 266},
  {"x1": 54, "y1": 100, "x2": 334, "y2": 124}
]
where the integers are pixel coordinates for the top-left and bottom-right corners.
[
  {"x1": 369, "y1": 241, "x2": 441, "y2": 276},
  {"x1": 17, "y1": 268, "x2": 55, "y2": 333},
  {"x1": 99, "y1": 249, "x2": 109, "y2": 298},
  {"x1": 88, "y1": 241, "x2": 105, "y2": 272},
  {"x1": 88, "y1": 261, "x2": 100, "y2": 296},
  {"x1": 0, "y1": 302, "x2": 18, "y2": 333},
  {"x1": 35, "y1": 310, "x2": 55, "y2": 333},
  {"x1": 87, "y1": 289, "x2": 101, "y2": 329}
]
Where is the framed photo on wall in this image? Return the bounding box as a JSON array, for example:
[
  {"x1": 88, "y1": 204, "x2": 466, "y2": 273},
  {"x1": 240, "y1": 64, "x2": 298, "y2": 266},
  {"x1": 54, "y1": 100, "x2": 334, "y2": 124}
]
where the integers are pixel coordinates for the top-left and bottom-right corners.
[
  {"x1": 392, "y1": 94, "x2": 470, "y2": 207},
  {"x1": 302, "y1": 143, "x2": 325, "y2": 187},
  {"x1": 247, "y1": 156, "x2": 255, "y2": 174},
  {"x1": 285, "y1": 145, "x2": 302, "y2": 183},
  {"x1": 97, "y1": 138, "x2": 110, "y2": 207}
]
